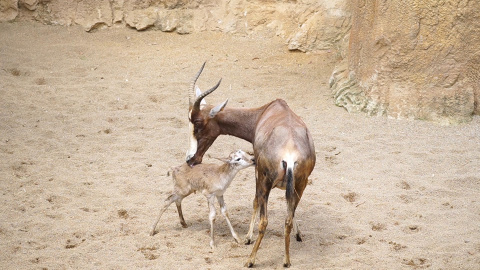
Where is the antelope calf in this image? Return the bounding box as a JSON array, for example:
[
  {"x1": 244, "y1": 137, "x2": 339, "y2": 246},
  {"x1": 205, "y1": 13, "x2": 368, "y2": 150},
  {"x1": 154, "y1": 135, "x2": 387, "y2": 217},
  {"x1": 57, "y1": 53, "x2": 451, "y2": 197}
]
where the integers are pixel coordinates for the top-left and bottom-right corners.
[{"x1": 150, "y1": 150, "x2": 255, "y2": 249}]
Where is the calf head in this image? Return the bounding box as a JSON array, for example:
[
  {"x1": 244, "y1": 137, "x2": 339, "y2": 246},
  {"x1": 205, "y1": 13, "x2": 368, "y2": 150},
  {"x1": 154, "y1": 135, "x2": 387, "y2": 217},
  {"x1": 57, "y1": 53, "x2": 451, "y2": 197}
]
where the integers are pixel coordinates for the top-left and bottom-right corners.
[{"x1": 226, "y1": 150, "x2": 256, "y2": 170}]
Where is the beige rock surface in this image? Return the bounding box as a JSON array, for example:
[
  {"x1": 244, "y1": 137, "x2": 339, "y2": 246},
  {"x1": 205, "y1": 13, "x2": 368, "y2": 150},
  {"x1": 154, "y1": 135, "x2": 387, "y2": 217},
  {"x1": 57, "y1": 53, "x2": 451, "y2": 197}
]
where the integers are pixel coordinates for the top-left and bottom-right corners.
[
  {"x1": 2, "y1": 0, "x2": 347, "y2": 52},
  {"x1": 331, "y1": 0, "x2": 480, "y2": 124},
  {"x1": 0, "y1": 0, "x2": 18, "y2": 21}
]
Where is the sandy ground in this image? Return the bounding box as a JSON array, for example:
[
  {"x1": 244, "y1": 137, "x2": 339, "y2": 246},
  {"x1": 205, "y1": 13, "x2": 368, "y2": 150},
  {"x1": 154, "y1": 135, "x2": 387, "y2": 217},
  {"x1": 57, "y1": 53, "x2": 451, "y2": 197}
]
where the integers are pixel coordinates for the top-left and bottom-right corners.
[{"x1": 1, "y1": 22, "x2": 479, "y2": 270}]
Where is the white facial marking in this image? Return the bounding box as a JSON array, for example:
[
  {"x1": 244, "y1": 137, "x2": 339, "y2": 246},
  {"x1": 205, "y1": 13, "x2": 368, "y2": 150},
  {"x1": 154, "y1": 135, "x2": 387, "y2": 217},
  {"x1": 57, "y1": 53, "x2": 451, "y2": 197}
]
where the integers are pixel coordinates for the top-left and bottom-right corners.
[{"x1": 186, "y1": 110, "x2": 198, "y2": 161}]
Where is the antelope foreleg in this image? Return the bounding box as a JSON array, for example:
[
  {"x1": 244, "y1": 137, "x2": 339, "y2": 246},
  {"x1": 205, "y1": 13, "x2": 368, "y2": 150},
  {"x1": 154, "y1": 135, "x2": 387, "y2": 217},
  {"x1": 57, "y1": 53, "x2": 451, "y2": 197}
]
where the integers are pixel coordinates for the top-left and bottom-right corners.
[
  {"x1": 245, "y1": 189, "x2": 270, "y2": 268},
  {"x1": 244, "y1": 197, "x2": 259, "y2": 245}
]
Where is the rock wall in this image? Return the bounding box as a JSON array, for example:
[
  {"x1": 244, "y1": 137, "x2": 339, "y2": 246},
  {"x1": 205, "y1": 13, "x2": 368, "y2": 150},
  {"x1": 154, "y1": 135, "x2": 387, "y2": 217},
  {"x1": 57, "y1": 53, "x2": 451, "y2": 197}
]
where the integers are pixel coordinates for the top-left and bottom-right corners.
[
  {"x1": 0, "y1": 0, "x2": 351, "y2": 53},
  {"x1": 2, "y1": 0, "x2": 479, "y2": 123},
  {"x1": 330, "y1": 0, "x2": 480, "y2": 124}
]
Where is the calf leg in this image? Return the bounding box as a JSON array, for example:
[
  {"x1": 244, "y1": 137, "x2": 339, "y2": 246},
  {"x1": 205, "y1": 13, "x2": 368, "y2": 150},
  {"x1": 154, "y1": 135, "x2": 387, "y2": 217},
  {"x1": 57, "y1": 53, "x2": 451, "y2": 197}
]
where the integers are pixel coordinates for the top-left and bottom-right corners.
[
  {"x1": 150, "y1": 193, "x2": 182, "y2": 236},
  {"x1": 176, "y1": 191, "x2": 193, "y2": 228},
  {"x1": 207, "y1": 195, "x2": 217, "y2": 249},
  {"x1": 175, "y1": 200, "x2": 188, "y2": 228},
  {"x1": 217, "y1": 195, "x2": 240, "y2": 243}
]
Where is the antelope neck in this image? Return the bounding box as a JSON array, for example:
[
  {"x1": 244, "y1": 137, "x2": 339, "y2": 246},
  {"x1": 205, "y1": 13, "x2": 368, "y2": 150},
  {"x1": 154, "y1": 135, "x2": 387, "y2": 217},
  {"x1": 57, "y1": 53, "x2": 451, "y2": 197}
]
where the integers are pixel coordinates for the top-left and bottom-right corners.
[{"x1": 216, "y1": 107, "x2": 263, "y2": 143}]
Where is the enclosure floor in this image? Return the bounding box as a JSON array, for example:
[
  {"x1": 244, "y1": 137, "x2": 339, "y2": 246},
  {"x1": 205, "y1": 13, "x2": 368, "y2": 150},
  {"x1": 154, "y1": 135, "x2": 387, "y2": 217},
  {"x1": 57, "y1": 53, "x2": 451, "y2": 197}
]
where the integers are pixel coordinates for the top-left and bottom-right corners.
[{"x1": 1, "y1": 22, "x2": 479, "y2": 269}]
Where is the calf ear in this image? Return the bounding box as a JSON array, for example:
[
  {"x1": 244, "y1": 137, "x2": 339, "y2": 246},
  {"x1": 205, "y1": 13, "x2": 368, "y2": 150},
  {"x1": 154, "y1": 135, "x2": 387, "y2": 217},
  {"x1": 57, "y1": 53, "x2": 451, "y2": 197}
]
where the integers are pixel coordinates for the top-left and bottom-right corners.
[
  {"x1": 209, "y1": 99, "x2": 228, "y2": 118},
  {"x1": 213, "y1": 157, "x2": 230, "y2": 163}
]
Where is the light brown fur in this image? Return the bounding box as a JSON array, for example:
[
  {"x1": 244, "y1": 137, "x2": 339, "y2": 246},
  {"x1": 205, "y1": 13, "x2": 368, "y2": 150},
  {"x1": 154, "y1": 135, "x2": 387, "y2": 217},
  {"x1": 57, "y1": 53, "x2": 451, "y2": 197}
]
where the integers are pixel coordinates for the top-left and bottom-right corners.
[{"x1": 150, "y1": 150, "x2": 255, "y2": 249}]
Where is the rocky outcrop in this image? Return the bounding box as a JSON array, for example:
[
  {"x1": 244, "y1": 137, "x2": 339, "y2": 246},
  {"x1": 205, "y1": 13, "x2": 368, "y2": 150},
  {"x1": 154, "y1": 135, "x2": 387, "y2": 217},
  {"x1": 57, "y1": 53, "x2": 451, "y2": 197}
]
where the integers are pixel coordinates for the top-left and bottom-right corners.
[
  {"x1": 1, "y1": 0, "x2": 350, "y2": 54},
  {"x1": 0, "y1": 0, "x2": 18, "y2": 21},
  {"x1": 330, "y1": 0, "x2": 480, "y2": 124},
  {"x1": 288, "y1": 6, "x2": 351, "y2": 53}
]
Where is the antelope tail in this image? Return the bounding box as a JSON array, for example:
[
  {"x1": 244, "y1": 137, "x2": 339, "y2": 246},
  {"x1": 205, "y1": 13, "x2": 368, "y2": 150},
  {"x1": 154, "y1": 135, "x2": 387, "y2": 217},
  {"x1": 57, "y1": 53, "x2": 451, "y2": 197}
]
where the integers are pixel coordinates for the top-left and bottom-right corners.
[{"x1": 283, "y1": 158, "x2": 296, "y2": 211}]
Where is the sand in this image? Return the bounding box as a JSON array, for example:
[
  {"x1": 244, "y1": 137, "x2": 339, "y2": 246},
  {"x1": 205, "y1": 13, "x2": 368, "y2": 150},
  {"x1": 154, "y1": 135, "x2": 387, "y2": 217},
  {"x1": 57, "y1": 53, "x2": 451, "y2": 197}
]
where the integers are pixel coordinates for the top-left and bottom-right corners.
[{"x1": 1, "y1": 22, "x2": 479, "y2": 269}]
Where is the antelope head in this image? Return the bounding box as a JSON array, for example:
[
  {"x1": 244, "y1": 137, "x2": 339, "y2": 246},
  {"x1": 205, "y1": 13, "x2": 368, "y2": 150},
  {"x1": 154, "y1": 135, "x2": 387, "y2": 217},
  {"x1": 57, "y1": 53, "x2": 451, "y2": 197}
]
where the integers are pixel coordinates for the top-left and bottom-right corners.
[{"x1": 186, "y1": 63, "x2": 228, "y2": 166}]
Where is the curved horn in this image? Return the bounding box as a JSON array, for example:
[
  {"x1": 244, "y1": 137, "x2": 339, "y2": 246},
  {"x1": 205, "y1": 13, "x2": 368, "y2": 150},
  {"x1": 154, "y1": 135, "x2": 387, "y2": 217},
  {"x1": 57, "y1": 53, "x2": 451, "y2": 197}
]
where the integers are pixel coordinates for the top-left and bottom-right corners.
[
  {"x1": 192, "y1": 78, "x2": 222, "y2": 111},
  {"x1": 189, "y1": 62, "x2": 206, "y2": 109}
]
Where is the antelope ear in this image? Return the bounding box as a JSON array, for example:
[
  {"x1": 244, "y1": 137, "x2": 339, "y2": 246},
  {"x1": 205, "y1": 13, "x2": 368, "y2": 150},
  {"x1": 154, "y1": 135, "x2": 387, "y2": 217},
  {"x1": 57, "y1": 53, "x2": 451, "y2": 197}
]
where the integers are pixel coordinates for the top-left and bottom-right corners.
[
  {"x1": 213, "y1": 157, "x2": 230, "y2": 163},
  {"x1": 195, "y1": 85, "x2": 207, "y2": 106},
  {"x1": 209, "y1": 99, "x2": 228, "y2": 118}
]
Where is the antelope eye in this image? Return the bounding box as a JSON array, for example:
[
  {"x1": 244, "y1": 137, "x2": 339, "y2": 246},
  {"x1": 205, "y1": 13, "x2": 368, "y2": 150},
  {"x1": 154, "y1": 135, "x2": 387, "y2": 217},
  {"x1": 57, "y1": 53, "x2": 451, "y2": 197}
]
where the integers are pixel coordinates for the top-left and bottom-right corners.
[
  {"x1": 235, "y1": 158, "x2": 241, "y2": 161},
  {"x1": 193, "y1": 121, "x2": 203, "y2": 131}
]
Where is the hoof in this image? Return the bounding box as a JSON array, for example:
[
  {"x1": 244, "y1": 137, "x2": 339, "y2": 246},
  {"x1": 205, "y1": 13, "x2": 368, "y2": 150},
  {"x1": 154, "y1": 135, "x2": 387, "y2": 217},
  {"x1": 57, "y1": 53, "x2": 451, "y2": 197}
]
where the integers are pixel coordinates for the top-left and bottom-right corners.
[
  {"x1": 244, "y1": 261, "x2": 254, "y2": 268},
  {"x1": 295, "y1": 233, "x2": 302, "y2": 242},
  {"x1": 181, "y1": 222, "x2": 188, "y2": 228},
  {"x1": 244, "y1": 239, "x2": 253, "y2": 245},
  {"x1": 283, "y1": 263, "x2": 291, "y2": 268},
  {"x1": 209, "y1": 238, "x2": 216, "y2": 250}
]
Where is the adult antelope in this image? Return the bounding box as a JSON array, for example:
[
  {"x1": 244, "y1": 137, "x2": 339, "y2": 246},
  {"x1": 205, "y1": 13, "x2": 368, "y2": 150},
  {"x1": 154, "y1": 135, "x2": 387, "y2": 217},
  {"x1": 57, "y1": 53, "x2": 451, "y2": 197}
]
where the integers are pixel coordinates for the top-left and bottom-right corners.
[{"x1": 186, "y1": 63, "x2": 316, "y2": 268}]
